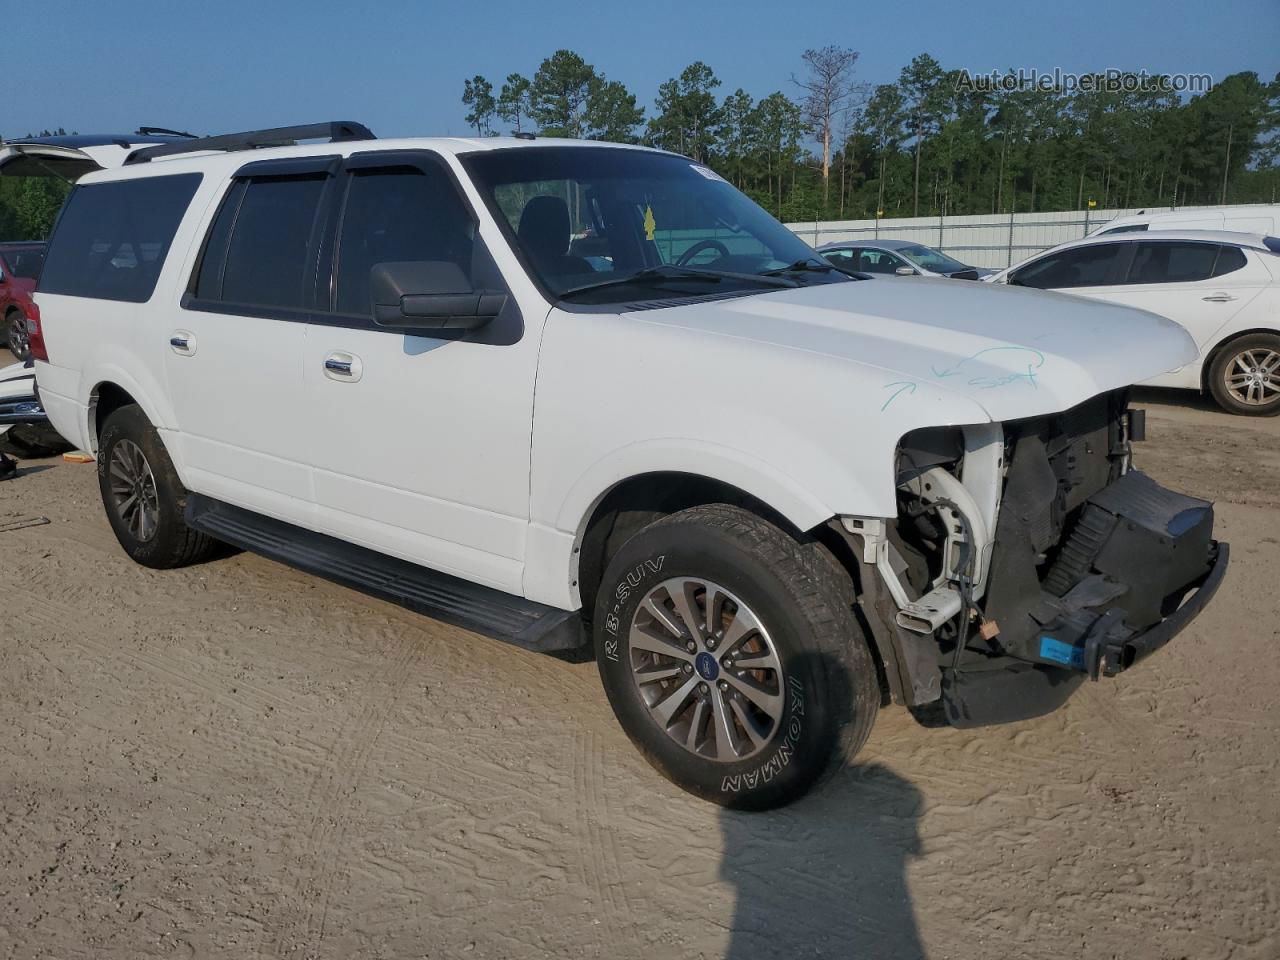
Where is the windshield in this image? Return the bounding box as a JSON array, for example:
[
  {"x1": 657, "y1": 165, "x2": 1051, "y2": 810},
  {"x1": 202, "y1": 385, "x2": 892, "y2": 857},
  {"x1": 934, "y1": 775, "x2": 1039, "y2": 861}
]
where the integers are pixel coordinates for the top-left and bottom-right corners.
[
  {"x1": 461, "y1": 146, "x2": 844, "y2": 304},
  {"x1": 5, "y1": 247, "x2": 45, "y2": 279},
  {"x1": 895, "y1": 244, "x2": 969, "y2": 273}
]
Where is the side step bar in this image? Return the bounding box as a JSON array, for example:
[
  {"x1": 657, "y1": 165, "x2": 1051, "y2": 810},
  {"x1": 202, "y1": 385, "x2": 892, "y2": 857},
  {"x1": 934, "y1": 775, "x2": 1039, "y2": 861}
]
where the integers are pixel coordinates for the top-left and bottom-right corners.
[{"x1": 185, "y1": 495, "x2": 584, "y2": 652}]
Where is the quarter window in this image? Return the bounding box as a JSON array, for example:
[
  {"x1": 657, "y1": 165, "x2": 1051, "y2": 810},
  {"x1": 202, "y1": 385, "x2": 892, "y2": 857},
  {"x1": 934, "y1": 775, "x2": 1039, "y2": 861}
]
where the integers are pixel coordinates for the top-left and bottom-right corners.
[
  {"x1": 1211, "y1": 246, "x2": 1247, "y2": 278},
  {"x1": 39, "y1": 173, "x2": 201, "y2": 303}
]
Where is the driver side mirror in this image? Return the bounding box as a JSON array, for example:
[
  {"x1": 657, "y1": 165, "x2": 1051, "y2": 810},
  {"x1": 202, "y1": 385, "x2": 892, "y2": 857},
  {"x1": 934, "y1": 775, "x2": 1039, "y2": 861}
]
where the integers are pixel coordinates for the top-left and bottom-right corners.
[
  {"x1": 371, "y1": 261, "x2": 506, "y2": 334},
  {"x1": 894, "y1": 265, "x2": 917, "y2": 276}
]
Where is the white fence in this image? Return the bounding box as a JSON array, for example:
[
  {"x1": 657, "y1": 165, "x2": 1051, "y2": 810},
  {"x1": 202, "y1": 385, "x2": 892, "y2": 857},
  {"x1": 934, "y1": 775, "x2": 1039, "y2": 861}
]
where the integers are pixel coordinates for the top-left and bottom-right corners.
[{"x1": 787, "y1": 206, "x2": 1154, "y2": 269}]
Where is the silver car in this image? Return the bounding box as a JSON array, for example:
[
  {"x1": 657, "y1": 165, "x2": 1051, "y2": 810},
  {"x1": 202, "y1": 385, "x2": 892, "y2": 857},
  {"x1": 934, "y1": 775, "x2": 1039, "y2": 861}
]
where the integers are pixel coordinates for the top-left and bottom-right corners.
[{"x1": 818, "y1": 238, "x2": 995, "y2": 280}]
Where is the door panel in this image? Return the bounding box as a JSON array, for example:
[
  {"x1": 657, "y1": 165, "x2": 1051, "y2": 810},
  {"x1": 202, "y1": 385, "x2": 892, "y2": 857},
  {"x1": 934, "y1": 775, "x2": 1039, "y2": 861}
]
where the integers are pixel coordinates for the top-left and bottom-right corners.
[
  {"x1": 303, "y1": 157, "x2": 539, "y2": 594},
  {"x1": 164, "y1": 168, "x2": 334, "y2": 526}
]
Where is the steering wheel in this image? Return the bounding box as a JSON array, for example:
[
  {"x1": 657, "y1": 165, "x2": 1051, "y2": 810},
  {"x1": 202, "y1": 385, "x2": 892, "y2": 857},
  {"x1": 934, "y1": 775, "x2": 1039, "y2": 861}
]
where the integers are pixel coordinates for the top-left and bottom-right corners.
[{"x1": 676, "y1": 239, "x2": 731, "y2": 266}]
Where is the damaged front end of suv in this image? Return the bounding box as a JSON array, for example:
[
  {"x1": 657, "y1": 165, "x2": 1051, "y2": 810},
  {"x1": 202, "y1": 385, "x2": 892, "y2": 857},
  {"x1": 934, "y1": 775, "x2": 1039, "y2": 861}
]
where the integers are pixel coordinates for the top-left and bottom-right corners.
[{"x1": 843, "y1": 389, "x2": 1229, "y2": 728}]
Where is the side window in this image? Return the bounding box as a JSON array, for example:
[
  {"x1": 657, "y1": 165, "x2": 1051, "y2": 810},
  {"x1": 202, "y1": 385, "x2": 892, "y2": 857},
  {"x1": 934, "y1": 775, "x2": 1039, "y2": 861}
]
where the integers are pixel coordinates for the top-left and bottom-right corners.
[
  {"x1": 1211, "y1": 245, "x2": 1247, "y2": 278},
  {"x1": 194, "y1": 174, "x2": 328, "y2": 309},
  {"x1": 38, "y1": 173, "x2": 201, "y2": 303},
  {"x1": 822, "y1": 248, "x2": 857, "y2": 268},
  {"x1": 859, "y1": 249, "x2": 903, "y2": 274},
  {"x1": 1127, "y1": 242, "x2": 1218, "y2": 285},
  {"x1": 334, "y1": 165, "x2": 475, "y2": 316},
  {"x1": 1010, "y1": 244, "x2": 1126, "y2": 289}
]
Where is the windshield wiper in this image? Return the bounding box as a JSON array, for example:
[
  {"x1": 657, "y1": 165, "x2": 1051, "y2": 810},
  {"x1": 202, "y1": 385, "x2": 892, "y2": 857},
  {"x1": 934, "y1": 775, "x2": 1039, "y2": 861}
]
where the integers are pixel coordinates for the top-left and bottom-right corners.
[
  {"x1": 558, "y1": 263, "x2": 796, "y2": 300},
  {"x1": 760, "y1": 258, "x2": 841, "y2": 278}
]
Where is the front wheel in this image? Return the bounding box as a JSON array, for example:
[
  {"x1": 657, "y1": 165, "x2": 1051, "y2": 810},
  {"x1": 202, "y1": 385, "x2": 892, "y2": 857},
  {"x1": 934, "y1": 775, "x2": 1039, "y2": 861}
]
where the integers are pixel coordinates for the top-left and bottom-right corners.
[
  {"x1": 1208, "y1": 333, "x2": 1280, "y2": 416},
  {"x1": 594, "y1": 504, "x2": 878, "y2": 809}
]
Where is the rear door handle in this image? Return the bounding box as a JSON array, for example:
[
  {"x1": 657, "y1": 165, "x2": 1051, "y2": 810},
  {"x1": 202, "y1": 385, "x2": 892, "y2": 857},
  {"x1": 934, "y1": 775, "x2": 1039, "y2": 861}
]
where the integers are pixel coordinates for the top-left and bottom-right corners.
[
  {"x1": 323, "y1": 351, "x2": 362, "y2": 382},
  {"x1": 169, "y1": 330, "x2": 196, "y2": 356},
  {"x1": 1202, "y1": 293, "x2": 1237, "y2": 302}
]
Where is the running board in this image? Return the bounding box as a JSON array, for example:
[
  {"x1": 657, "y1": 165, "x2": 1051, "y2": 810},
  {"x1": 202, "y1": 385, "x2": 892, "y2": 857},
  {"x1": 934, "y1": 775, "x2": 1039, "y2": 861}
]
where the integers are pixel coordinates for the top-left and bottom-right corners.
[{"x1": 185, "y1": 495, "x2": 584, "y2": 652}]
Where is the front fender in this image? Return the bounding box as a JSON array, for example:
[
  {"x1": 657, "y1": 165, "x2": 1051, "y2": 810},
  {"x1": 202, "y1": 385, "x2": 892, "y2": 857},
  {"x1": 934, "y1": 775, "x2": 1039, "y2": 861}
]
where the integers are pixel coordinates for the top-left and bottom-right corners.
[{"x1": 553, "y1": 438, "x2": 851, "y2": 538}]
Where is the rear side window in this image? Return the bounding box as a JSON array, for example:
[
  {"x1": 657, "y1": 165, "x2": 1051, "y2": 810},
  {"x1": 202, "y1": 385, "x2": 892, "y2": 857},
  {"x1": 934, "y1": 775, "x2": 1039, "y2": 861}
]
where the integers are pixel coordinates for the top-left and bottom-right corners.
[
  {"x1": 39, "y1": 174, "x2": 200, "y2": 303},
  {"x1": 5, "y1": 248, "x2": 45, "y2": 279},
  {"x1": 1010, "y1": 243, "x2": 1127, "y2": 289},
  {"x1": 1127, "y1": 242, "x2": 1219, "y2": 284},
  {"x1": 195, "y1": 175, "x2": 328, "y2": 309}
]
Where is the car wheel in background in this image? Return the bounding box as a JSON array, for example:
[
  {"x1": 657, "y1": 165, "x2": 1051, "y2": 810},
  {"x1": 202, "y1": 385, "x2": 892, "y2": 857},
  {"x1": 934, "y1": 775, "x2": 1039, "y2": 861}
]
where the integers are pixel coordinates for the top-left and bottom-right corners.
[
  {"x1": 1208, "y1": 333, "x2": 1280, "y2": 416},
  {"x1": 5, "y1": 309, "x2": 30, "y2": 362},
  {"x1": 97, "y1": 404, "x2": 219, "y2": 568},
  {"x1": 593, "y1": 504, "x2": 878, "y2": 809}
]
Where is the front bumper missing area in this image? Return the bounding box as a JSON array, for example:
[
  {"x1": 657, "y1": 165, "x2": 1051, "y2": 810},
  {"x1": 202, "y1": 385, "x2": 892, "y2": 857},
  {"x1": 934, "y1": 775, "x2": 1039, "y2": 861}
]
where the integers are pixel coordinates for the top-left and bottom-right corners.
[{"x1": 938, "y1": 468, "x2": 1229, "y2": 727}]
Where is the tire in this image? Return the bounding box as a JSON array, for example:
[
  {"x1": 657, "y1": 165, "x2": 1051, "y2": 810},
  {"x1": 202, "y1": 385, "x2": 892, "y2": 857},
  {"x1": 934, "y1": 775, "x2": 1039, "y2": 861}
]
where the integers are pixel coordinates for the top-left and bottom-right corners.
[
  {"x1": 593, "y1": 504, "x2": 878, "y2": 810},
  {"x1": 1207, "y1": 333, "x2": 1280, "y2": 416},
  {"x1": 5, "y1": 309, "x2": 30, "y2": 362},
  {"x1": 97, "y1": 404, "x2": 218, "y2": 568}
]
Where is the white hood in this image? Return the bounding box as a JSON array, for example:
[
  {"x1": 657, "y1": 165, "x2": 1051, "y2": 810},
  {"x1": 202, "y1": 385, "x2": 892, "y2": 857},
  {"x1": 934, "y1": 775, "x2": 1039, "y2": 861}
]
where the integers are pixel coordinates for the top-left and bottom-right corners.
[{"x1": 640, "y1": 276, "x2": 1195, "y2": 422}]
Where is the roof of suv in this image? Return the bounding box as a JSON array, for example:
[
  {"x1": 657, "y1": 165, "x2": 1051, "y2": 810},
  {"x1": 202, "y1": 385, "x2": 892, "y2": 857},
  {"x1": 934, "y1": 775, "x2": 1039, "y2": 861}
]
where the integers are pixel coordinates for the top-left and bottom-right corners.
[{"x1": 81, "y1": 136, "x2": 669, "y2": 185}]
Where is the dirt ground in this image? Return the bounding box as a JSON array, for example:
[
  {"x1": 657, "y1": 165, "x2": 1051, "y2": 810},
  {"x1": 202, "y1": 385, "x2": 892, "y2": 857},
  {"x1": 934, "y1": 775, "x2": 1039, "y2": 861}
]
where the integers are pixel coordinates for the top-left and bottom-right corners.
[{"x1": 1, "y1": 355, "x2": 1278, "y2": 959}]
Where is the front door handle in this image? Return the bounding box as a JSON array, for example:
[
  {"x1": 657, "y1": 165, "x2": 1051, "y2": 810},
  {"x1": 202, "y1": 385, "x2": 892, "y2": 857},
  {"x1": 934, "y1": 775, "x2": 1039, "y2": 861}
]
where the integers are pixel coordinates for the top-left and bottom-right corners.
[
  {"x1": 1202, "y1": 293, "x2": 1238, "y2": 303},
  {"x1": 323, "y1": 351, "x2": 362, "y2": 382},
  {"x1": 169, "y1": 330, "x2": 196, "y2": 356}
]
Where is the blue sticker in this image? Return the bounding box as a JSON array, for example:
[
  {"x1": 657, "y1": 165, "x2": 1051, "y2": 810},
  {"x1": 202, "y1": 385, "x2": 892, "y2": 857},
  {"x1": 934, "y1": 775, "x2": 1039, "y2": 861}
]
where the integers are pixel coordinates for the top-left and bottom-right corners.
[{"x1": 1039, "y1": 635, "x2": 1086, "y2": 670}]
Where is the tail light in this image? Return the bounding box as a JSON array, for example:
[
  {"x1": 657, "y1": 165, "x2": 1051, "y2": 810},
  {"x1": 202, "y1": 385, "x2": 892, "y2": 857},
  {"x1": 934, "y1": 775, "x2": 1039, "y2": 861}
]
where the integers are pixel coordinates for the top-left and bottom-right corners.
[{"x1": 26, "y1": 301, "x2": 49, "y2": 363}]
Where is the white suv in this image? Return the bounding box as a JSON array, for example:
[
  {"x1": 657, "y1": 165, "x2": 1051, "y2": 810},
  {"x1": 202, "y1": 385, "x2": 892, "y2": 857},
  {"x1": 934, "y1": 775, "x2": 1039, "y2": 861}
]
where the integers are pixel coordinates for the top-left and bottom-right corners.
[{"x1": 21, "y1": 123, "x2": 1228, "y2": 808}]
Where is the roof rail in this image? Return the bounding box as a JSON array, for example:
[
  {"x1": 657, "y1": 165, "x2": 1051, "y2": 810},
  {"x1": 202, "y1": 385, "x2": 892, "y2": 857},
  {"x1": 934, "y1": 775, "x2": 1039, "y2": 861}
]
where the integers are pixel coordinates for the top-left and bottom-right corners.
[{"x1": 124, "y1": 121, "x2": 375, "y2": 165}]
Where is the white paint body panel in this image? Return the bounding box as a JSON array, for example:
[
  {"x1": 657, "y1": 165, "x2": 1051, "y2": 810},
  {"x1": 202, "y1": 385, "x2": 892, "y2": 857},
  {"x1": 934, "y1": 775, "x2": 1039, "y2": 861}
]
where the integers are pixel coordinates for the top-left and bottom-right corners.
[{"x1": 32, "y1": 137, "x2": 1199, "y2": 613}]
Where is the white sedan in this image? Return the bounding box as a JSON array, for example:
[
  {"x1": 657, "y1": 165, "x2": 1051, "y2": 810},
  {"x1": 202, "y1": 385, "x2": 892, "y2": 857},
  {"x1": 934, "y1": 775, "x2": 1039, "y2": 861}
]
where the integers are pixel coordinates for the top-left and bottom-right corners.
[{"x1": 988, "y1": 230, "x2": 1280, "y2": 415}]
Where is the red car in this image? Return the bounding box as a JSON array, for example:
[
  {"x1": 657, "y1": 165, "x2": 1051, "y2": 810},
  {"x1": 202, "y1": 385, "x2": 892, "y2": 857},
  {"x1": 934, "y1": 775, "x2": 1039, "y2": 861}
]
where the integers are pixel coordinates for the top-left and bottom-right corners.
[{"x1": 0, "y1": 242, "x2": 45, "y2": 362}]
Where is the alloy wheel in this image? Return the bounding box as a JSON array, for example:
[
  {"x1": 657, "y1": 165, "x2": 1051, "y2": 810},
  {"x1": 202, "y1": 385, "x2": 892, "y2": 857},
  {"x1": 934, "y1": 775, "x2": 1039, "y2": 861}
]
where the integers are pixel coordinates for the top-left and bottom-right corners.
[
  {"x1": 1224, "y1": 348, "x2": 1280, "y2": 407},
  {"x1": 628, "y1": 576, "x2": 785, "y2": 762},
  {"x1": 108, "y1": 439, "x2": 160, "y2": 542}
]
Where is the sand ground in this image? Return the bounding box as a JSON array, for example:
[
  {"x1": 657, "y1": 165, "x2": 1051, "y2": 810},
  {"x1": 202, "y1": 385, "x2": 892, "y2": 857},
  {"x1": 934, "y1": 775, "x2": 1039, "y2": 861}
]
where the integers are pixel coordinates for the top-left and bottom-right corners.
[{"x1": 1, "y1": 355, "x2": 1277, "y2": 959}]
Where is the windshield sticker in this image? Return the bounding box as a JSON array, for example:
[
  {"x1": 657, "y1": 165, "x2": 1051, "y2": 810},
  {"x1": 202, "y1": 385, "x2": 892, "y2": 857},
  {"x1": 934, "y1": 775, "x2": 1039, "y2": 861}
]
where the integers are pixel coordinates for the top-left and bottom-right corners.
[
  {"x1": 643, "y1": 205, "x2": 657, "y2": 241},
  {"x1": 690, "y1": 164, "x2": 727, "y2": 183}
]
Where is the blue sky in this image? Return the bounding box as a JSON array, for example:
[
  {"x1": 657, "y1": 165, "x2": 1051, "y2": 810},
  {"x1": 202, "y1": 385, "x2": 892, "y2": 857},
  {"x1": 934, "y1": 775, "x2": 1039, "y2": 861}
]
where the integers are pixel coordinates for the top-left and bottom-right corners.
[{"x1": 10, "y1": 0, "x2": 1278, "y2": 141}]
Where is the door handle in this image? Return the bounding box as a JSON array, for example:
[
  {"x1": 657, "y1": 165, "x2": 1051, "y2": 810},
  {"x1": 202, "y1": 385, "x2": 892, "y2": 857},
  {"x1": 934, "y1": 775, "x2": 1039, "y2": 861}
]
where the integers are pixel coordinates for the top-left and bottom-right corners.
[
  {"x1": 169, "y1": 331, "x2": 196, "y2": 356},
  {"x1": 323, "y1": 351, "x2": 362, "y2": 382},
  {"x1": 1202, "y1": 293, "x2": 1237, "y2": 303}
]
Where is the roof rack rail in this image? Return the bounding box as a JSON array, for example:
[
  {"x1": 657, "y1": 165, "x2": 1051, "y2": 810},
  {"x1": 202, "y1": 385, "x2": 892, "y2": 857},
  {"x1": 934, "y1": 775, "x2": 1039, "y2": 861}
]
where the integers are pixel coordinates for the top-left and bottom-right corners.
[
  {"x1": 124, "y1": 121, "x2": 375, "y2": 165},
  {"x1": 135, "y1": 126, "x2": 197, "y2": 138}
]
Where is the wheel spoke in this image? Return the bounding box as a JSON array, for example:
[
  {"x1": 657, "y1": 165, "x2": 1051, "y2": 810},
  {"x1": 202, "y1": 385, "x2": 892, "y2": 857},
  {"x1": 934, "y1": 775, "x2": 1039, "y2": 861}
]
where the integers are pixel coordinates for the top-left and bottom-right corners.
[
  {"x1": 710, "y1": 689, "x2": 745, "y2": 760},
  {"x1": 719, "y1": 604, "x2": 761, "y2": 652},
  {"x1": 729, "y1": 695, "x2": 771, "y2": 748},
  {"x1": 629, "y1": 622, "x2": 693, "y2": 661},
  {"x1": 667, "y1": 581, "x2": 702, "y2": 641},
  {"x1": 722, "y1": 671, "x2": 783, "y2": 721},
  {"x1": 640, "y1": 595, "x2": 686, "y2": 640},
  {"x1": 651, "y1": 675, "x2": 700, "y2": 728},
  {"x1": 634, "y1": 662, "x2": 684, "y2": 684},
  {"x1": 684, "y1": 697, "x2": 710, "y2": 752}
]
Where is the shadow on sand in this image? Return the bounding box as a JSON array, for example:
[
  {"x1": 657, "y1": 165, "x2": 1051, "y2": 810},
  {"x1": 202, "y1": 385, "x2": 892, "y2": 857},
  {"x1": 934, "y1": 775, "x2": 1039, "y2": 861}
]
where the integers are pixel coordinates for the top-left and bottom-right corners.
[{"x1": 720, "y1": 653, "x2": 927, "y2": 959}]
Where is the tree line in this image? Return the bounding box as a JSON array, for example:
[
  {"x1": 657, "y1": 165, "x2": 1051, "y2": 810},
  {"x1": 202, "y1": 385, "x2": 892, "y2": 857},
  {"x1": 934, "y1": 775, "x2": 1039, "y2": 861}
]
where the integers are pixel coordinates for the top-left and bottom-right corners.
[
  {"x1": 2, "y1": 57, "x2": 1277, "y2": 242},
  {"x1": 461, "y1": 50, "x2": 1280, "y2": 223}
]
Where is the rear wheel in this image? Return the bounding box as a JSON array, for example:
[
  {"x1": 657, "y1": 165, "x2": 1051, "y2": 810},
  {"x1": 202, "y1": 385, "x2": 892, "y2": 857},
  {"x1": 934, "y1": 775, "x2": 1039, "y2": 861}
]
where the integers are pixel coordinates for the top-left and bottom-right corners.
[
  {"x1": 5, "y1": 309, "x2": 30, "y2": 362},
  {"x1": 97, "y1": 404, "x2": 218, "y2": 568},
  {"x1": 594, "y1": 504, "x2": 878, "y2": 809},
  {"x1": 1208, "y1": 333, "x2": 1280, "y2": 416}
]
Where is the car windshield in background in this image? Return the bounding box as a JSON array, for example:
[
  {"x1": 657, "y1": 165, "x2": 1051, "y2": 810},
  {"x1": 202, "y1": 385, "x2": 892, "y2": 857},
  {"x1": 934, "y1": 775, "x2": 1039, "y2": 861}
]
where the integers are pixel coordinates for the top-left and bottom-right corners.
[
  {"x1": 461, "y1": 146, "x2": 846, "y2": 304},
  {"x1": 897, "y1": 244, "x2": 969, "y2": 273},
  {"x1": 7, "y1": 248, "x2": 45, "y2": 279}
]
